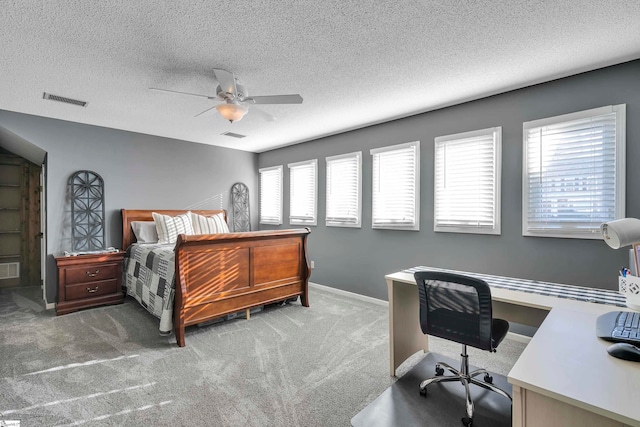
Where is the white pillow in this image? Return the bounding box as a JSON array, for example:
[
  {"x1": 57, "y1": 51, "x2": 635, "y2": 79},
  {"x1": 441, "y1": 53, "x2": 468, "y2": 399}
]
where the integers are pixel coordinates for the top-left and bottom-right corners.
[
  {"x1": 131, "y1": 221, "x2": 159, "y2": 243},
  {"x1": 152, "y1": 212, "x2": 194, "y2": 244},
  {"x1": 190, "y1": 211, "x2": 230, "y2": 234}
]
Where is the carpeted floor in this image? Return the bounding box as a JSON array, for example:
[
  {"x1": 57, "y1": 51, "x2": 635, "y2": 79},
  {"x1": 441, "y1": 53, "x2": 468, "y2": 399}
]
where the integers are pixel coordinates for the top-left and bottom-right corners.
[{"x1": 0, "y1": 284, "x2": 526, "y2": 426}]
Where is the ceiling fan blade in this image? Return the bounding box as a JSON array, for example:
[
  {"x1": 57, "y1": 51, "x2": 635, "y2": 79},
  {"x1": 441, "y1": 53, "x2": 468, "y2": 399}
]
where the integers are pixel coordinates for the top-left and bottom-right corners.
[
  {"x1": 150, "y1": 87, "x2": 216, "y2": 99},
  {"x1": 213, "y1": 69, "x2": 238, "y2": 98},
  {"x1": 194, "y1": 105, "x2": 218, "y2": 118},
  {"x1": 250, "y1": 106, "x2": 277, "y2": 122},
  {"x1": 248, "y1": 94, "x2": 303, "y2": 104}
]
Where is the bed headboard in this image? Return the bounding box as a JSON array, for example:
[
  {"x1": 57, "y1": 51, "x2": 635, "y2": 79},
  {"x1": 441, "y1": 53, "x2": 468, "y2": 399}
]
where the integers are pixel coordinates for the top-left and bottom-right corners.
[{"x1": 121, "y1": 209, "x2": 227, "y2": 250}]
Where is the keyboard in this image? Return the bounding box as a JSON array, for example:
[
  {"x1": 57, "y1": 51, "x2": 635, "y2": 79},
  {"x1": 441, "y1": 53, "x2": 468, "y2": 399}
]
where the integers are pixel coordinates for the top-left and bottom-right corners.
[{"x1": 596, "y1": 311, "x2": 640, "y2": 345}]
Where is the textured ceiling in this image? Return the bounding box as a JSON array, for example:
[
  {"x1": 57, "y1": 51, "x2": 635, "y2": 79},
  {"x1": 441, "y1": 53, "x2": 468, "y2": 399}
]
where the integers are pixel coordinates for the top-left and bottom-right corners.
[{"x1": 1, "y1": 1, "x2": 640, "y2": 153}]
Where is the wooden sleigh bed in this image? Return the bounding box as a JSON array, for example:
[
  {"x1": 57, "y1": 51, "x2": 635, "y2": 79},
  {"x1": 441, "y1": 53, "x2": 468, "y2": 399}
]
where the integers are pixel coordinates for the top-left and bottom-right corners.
[{"x1": 121, "y1": 209, "x2": 311, "y2": 347}]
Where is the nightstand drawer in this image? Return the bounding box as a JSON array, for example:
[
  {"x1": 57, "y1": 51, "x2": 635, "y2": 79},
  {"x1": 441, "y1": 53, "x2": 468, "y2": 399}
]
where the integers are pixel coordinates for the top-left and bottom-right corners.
[
  {"x1": 64, "y1": 263, "x2": 119, "y2": 285},
  {"x1": 65, "y1": 279, "x2": 118, "y2": 301}
]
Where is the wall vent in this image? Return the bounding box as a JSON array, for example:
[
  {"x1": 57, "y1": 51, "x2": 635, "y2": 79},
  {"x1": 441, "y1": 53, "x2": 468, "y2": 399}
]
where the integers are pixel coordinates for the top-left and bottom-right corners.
[
  {"x1": 221, "y1": 132, "x2": 246, "y2": 139},
  {"x1": 0, "y1": 262, "x2": 20, "y2": 280},
  {"x1": 43, "y1": 92, "x2": 88, "y2": 107}
]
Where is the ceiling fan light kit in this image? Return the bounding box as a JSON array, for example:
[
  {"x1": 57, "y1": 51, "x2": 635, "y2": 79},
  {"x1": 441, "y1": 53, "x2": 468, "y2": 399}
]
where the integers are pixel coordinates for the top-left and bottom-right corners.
[{"x1": 216, "y1": 103, "x2": 249, "y2": 123}]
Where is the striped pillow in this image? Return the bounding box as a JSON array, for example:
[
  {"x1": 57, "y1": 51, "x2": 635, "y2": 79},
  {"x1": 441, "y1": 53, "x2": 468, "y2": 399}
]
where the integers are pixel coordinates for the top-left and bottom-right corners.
[
  {"x1": 190, "y1": 212, "x2": 230, "y2": 234},
  {"x1": 152, "y1": 212, "x2": 194, "y2": 244}
]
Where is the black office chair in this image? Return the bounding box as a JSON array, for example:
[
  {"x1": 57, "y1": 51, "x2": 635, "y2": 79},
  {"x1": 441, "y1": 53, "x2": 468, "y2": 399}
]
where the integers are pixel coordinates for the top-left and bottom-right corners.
[{"x1": 414, "y1": 271, "x2": 512, "y2": 427}]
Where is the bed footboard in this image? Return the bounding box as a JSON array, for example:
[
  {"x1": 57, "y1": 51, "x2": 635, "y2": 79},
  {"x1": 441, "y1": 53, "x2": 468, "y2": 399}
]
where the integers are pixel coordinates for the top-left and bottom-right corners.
[{"x1": 173, "y1": 228, "x2": 311, "y2": 347}]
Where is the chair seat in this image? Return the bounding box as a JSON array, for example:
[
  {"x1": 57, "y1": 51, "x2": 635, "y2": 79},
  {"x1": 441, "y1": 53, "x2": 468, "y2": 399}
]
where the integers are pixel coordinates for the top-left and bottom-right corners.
[
  {"x1": 426, "y1": 310, "x2": 509, "y2": 352},
  {"x1": 491, "y1": 318, "x2": 509, "y2": 349}
]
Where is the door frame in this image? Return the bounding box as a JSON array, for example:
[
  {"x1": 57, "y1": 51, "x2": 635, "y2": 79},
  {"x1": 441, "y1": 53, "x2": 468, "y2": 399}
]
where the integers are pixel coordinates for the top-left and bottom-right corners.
[{"x1": 41, "y1": 160, "x2": 52, "y2": 309}]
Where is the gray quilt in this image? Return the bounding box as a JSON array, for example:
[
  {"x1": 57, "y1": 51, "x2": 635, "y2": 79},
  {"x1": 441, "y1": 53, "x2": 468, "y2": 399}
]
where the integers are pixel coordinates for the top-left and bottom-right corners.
[{"x1": 123, "y1": 243, "x2": 175, "y2": 334}]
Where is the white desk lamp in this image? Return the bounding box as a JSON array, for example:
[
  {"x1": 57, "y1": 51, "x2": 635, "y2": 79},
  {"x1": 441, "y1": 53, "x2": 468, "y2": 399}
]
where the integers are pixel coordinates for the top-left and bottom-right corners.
[
  {"x1": 601, "y1": 218, "x2": 640, "y2": 250},
  {"x1": 601, "y1": 218, "x2": 640, "y2": 310}
]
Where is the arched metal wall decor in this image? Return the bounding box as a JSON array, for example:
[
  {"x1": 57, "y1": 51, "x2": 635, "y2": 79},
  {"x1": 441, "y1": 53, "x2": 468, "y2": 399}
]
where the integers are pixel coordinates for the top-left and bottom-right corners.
[
  {"x1": 231, "y1": 182, "x2": 251, "y2": 232},
  {"x1": 69, "y1": 170, "x2": 105, "y2": 251}
]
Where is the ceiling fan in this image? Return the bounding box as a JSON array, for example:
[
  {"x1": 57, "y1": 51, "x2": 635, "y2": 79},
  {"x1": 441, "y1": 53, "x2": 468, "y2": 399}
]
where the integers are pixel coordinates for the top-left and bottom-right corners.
[{"x1": 150, "y1": 68, "x2": 303, "y2": 123}]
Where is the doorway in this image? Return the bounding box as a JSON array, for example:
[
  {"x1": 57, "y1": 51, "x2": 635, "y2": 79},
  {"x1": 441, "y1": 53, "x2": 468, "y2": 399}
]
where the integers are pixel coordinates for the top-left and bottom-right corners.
[{"x1": 0, "y1": 148, "x2": 42, "y2": 289}]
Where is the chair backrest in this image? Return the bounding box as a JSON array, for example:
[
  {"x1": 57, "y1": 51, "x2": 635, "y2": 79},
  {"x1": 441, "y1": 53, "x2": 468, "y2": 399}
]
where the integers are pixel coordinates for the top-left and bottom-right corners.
[{"x1": 414, "y1": 271, "x2": 494, "y2": 351}]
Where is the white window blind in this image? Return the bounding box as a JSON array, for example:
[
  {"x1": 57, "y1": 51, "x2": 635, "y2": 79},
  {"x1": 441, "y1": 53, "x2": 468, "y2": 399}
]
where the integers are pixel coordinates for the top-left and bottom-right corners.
[
  {"x1": 289, "y1": 159, "x2": 317, "y2": 226},
  {"x1": 259, "y1": 165, "x2": 283, "y2": 225},
  {"x1": 371, "y1": 141, "x2": 420, "y2": 230},
  {"x1": 434, "y1": 127, "x2": 501, "y2": 235},
  {"x1": 326, "y1": 152, "x2": 362, "y2": 228},
  {"x1": 523, "y1": 105, "x2": 626, "y2": 238}
]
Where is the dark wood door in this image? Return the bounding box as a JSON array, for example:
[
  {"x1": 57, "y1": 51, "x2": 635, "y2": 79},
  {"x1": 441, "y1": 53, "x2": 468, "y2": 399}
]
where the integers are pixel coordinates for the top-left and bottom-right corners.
[{"x1": 0, "y1": 150, "x2": 41, "y2": 288}]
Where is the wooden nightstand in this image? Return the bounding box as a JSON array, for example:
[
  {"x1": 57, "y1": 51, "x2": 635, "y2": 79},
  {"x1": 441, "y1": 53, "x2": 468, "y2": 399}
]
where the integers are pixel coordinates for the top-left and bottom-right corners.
[{"x1": 55, "y1": 251, "x2": 126, "y2": 315}]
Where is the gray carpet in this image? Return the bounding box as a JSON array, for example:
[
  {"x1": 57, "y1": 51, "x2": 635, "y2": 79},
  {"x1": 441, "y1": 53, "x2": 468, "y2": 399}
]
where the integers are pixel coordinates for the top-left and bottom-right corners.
[{"x1": 0, "y1": 285, "x2": 526, "y2": 426}]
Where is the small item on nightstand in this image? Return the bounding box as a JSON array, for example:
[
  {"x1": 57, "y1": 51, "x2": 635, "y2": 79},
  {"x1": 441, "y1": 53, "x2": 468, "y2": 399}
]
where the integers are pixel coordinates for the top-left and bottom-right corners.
[
  {"x1": 64, "y1": 247, "x2": 119, "y2": 257},
  {"x1": 607, "y1": 342, "x2": 640, "y2": 362}
]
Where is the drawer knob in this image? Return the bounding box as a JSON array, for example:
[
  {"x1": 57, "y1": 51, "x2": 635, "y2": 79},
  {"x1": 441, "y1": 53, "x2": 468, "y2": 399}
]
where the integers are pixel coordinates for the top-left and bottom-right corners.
[
  {"x1": 86, "y1": 285, "x2": 99, "y2": 293},
  {"x1": 86, "y1": 269, "x2": 100, "y2": 277}
]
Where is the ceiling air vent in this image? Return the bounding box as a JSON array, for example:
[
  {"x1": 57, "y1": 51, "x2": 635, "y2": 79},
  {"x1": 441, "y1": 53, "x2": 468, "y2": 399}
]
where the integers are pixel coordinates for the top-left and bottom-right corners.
[
  {"x1": 43, "y1": 92, "x2": 88, "y2": 107},
  {"x1": 221, "y1": 132, "x2": 246, "y2": 139}
]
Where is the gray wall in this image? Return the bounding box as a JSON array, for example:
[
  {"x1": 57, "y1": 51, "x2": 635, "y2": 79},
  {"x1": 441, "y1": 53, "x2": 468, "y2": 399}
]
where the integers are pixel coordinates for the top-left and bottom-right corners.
[
  {"x1": 0, "y1": 110, "x2": 258, "y2": 302},
  {"x1": 258, "y1": 60, "x2": 640, "y2": 301}
]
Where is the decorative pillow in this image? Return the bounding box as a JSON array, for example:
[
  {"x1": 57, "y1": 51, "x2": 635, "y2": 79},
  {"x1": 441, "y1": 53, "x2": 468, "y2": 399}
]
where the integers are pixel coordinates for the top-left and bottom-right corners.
[
  {"x1": 131, "y1": 221, "x2": 159, "y2": 243},
  {"x1": 152, "y1": 212, "x2": 194, "y2": 244},
  {"x1": 190, "y1": 211, "x2": 230, "y2": 234}
]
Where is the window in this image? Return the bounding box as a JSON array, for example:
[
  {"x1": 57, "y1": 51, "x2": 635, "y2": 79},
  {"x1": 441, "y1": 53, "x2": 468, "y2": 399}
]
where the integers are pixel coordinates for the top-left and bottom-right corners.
[
  {"x1": 434, "y1": 127, "x2": 502, "y2": 234},
  {"x1": 259, "y1": 165, "x2": 283, "y2": 225},
  {"x1": 523, "y1": 105, "x2": 626, "y2": 238},
  {"x1": 326, "y1": 152, "x2": 362, "y2": 227},
  {"x1": 288, "y1": 159, "x2": 317, "y2": 226},
  {"x1": 371, "y1": 141, "x2": 420, "y2": 230}
]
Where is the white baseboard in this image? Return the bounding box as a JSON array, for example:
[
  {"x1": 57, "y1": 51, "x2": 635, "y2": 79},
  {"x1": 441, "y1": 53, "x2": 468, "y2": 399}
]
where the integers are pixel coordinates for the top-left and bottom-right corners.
[
  {"x1": 309, "y1": 282, "x2": 533, "y2": 344},
  {"x1": 45, "y1": 302, "x2": 55, "y2": 310},
  {"x1": 309, "y1": 282, "x2": 388, "y2": 307}
]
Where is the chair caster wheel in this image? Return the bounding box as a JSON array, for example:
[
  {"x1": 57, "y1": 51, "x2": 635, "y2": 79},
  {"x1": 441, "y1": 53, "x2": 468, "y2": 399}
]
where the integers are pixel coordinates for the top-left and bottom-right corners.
[
  {"x1": 419, "y1": 387, "x2": 427, "y2": 397},
  {"x1": 484, "y1": 373, "x2": 493, "y2": 384},
  {"x1": 435, "y1": 365, "x2": 444, "y2": 376},
  {"x1": 462, "y1": 416, "x2": 473, "y2": 426}
]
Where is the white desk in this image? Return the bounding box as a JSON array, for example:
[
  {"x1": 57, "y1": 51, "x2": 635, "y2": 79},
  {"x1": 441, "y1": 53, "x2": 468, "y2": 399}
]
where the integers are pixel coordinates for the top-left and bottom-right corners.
[
  {"x1": 509, "y1": 307, "x2": 640, "y2": 427},
  {"x1": 386, "y1": 269, "x2": 640, "y2": 427}
]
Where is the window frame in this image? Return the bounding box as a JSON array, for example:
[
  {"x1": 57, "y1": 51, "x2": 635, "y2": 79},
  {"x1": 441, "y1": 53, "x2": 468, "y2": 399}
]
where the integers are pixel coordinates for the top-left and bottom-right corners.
[
  {"x1": 522, "y1": 104, "x2": 626, "y2": 239},
  {"x1": 434, "y1": 127, "x2": 502, "y2": 235},
  {"x1": 370, "y1": 141, "x2": 420, "y2": 231},
  {"x1": 288, "y1": 159, "x2": 318, "y2": 226},
  {"x1": 325, "y1": 151, "x2": 362, "y2": 228},
  {"x1": 259, "y1": 165, "x2": 283, "y2": 225}
]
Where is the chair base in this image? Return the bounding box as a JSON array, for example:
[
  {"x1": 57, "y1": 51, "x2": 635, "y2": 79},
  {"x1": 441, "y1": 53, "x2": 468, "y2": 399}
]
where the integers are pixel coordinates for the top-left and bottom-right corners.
[{"x1": 419, "y1": 345, "x2": 512, "y2": 426}]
